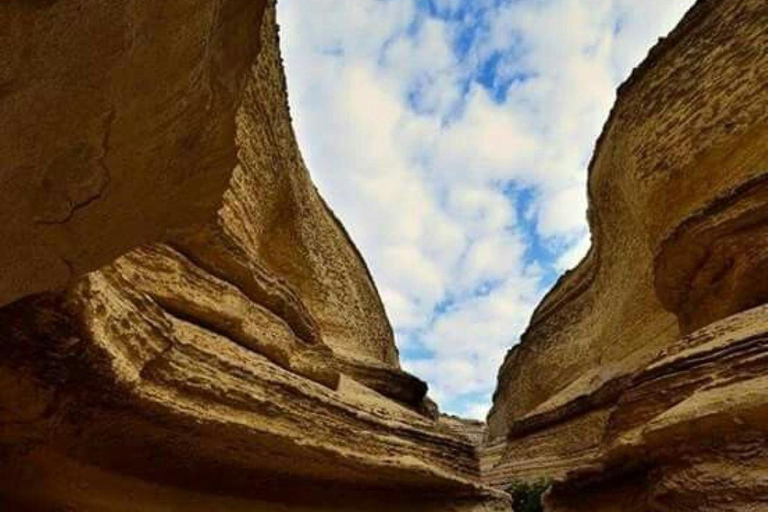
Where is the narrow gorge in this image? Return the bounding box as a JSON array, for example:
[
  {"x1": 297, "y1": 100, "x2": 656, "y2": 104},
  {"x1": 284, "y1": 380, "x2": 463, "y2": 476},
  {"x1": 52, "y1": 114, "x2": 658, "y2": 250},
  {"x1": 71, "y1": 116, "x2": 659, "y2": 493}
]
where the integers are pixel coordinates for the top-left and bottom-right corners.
[{"x1": 0, "y1": 0, "x2": 766, "y2": 511}]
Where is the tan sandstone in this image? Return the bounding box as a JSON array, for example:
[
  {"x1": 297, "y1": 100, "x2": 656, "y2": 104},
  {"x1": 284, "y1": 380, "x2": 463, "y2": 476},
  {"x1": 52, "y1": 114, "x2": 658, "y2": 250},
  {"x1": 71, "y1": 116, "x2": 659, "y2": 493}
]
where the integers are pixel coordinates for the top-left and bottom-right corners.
[
  {"x1": 0, "y1": 0, "x2": 265, "y2": 305},
  {"x1": 0, "y1": 3, "x2": 507, "y2": 511},
  {"x1": 485, "y1": 0, "x2": 768, "y2": 509}
]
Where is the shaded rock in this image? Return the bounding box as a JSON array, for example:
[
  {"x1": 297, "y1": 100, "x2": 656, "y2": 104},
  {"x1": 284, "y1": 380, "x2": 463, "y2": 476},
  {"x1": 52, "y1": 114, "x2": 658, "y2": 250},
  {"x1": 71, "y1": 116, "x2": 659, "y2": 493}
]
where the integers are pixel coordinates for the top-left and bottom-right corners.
[{"x1": 0, "y1": 0, "x2": 266, "y2": 305}]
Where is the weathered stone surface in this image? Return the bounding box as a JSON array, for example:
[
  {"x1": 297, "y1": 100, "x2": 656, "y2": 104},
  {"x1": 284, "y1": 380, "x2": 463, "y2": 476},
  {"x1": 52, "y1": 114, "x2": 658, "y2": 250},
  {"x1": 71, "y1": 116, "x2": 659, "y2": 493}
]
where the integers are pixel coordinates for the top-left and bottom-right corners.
[
  {"x1": 0, "y1": 3, "x2": 507, "y2": 511},
  {"x1": 489, "y1": 0, "x2": 768, "y2": 437},
  {"x1": 485, "y1": 0, "x2": 768, "y2": 509},
  {"x1": 0, "y1": 0, "x2": 266, "y2": 306}
]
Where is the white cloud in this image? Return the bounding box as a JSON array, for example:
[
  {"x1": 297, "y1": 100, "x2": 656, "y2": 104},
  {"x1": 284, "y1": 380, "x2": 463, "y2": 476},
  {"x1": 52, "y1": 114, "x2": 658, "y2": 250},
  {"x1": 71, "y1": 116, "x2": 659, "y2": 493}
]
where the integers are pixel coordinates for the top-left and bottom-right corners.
[
  {"x1": 555, "y1": 232, "x2": 592, "y2": 272},
  {"x1": 278, "y1": 0, "x2": 696, "y2": 418},
  {"x1": 538, "y1": 185, "x2": 588, "y2": 236}
]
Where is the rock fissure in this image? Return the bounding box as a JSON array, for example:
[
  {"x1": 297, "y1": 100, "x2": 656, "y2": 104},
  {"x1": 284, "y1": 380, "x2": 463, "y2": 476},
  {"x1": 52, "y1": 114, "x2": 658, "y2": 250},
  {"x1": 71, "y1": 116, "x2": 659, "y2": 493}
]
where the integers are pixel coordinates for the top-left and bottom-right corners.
[{"x1": 33, "y1": 109, "x2": 116, "y2": 227}]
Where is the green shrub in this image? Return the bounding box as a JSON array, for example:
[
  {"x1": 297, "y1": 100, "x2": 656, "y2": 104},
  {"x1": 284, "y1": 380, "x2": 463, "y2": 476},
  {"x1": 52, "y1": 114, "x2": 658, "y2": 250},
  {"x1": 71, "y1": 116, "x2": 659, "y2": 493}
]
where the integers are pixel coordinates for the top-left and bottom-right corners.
[{"x1": 505, "y1": 479, "x2": 551, "y2": 512}]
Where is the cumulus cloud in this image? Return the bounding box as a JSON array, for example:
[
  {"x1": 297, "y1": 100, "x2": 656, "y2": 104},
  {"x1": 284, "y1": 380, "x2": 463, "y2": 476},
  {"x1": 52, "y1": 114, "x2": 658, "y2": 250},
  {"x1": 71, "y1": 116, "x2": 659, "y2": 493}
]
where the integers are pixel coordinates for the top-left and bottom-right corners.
[{"x1": 278, "y1": 0, "x2": 695, "y2": 418}]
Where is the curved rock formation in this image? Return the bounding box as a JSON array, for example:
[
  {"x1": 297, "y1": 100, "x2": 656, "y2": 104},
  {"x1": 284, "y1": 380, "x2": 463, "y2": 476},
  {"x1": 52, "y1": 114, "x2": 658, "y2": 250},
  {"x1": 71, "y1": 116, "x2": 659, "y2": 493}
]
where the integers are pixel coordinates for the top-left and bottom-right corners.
[
  {"x1": 0, "y1": 3, "x2": 506, "y2": 511},
  {"x1": 485, "y1": 0, "x2": 768, "y2": 509}
]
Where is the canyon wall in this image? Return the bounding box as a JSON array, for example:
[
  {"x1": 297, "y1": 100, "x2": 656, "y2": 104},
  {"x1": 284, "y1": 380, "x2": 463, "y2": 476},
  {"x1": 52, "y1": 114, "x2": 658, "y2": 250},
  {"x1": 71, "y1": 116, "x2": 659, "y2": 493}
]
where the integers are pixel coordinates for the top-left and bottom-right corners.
[
  {"x1": 485, "y1": 0, "x2": 768, "y2": 509},
  {"x1": 0, "y1": 3, "x2": 507, "y2": 511}
]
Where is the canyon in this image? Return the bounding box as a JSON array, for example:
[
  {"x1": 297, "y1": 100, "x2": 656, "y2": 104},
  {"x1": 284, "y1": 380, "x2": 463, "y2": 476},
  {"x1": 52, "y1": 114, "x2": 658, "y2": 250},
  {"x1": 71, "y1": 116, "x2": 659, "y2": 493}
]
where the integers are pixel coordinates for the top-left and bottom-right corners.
[{"x1": 0, "y1": 0, "x2": 766, "y2": 511}]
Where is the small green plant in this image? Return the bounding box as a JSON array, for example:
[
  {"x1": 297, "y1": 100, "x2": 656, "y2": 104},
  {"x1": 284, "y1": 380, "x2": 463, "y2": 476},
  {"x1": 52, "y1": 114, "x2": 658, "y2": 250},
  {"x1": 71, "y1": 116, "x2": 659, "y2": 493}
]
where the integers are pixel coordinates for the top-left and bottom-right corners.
[{"x1": 505, "y1": 479, "x2": 551, "y2": 512}]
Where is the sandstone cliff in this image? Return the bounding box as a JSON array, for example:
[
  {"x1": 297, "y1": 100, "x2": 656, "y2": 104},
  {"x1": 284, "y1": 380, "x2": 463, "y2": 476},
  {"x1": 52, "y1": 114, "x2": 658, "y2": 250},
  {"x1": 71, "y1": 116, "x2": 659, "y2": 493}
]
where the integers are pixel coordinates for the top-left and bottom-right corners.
[
  {"x1": 0, "y1": 3, "x2": 507, "y2": 511},
  {"x1": 485, "y1": 0, "x2": 768, "y2": 509}
]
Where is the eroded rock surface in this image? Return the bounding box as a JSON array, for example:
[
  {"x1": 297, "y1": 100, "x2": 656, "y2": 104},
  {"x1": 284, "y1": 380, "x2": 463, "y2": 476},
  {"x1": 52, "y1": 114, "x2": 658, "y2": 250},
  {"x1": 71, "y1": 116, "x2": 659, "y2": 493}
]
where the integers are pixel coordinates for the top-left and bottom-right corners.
[
  {"x1": 0, "y1": 4, "x2": 506, "y2": 511},
  {"x1": 485, "y1": 0, "x2": 768, "y2": 509},
  {"x1": 0, "y1": 0, "x2": 266, "y2": 306}
]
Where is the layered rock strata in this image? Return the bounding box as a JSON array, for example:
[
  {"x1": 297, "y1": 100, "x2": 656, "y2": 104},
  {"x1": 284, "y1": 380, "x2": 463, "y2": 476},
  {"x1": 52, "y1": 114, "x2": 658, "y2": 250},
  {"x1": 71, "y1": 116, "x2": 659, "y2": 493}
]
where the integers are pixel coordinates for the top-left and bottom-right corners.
[
  {"x1": 485, "y1": 0, "x2": 768, "y2": 509},
  {"x1": 0, "y1": 3, "x2": 506, "y2": 511}
]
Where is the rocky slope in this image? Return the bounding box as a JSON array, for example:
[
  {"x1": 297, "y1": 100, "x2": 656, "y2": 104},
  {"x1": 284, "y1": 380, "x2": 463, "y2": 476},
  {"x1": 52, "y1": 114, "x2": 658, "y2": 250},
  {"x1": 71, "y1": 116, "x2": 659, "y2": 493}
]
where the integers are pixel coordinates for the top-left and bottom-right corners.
[
  {"x1": 485, "y1": 0, "x2": 768, "y2": 509},
  {"x1": 0, "y1": 3, "x2": 507, "y2": 511}
]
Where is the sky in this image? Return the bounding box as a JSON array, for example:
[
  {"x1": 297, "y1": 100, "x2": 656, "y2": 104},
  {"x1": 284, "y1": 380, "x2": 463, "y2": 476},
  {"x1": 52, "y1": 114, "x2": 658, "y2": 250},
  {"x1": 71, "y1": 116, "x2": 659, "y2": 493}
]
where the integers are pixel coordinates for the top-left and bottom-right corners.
[{"x1": 277, "y1": 0, "x2": 695, "y2": 419}]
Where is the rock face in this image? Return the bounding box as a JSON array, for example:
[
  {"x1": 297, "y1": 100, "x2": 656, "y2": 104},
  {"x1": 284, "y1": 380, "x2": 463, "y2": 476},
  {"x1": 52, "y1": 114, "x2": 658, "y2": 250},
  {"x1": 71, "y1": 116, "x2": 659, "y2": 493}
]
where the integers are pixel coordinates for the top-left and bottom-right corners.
[
  {"x1": 485, "y1": 0, "x2": 768, "y2": 509},
  {"x1": 0, "y1": 3, "x2": 506, "y2": 511},
  {"x1": 0, "y1": 0, "x2": 265, "y2": 306}
]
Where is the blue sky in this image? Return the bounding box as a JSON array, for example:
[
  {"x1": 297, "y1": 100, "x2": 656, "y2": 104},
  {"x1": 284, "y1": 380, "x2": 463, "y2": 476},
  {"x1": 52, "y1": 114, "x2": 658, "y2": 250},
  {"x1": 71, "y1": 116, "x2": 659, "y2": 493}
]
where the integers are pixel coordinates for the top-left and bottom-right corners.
[{"x1": 278, "y1": 0, "x2": 695, "y2": 419}]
